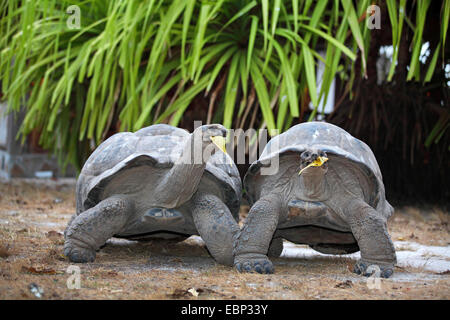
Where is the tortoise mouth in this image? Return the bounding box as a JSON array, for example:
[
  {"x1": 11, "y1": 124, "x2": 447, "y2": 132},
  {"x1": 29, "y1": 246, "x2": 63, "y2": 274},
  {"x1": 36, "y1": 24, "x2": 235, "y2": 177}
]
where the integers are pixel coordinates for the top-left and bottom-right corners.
[
  {"x1": 303, "y1": 160, "x2": 329, "y2": 168},
  {"x1": 299, "y1": 156, "x2": 329, "y2": 175}
]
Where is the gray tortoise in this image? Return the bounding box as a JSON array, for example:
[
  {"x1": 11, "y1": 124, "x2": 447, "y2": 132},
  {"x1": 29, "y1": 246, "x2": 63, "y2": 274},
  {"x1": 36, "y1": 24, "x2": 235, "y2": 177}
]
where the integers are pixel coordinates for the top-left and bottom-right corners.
[
  {"x1": 234, "y1": 121, "x2": 397, "y2": 277},
  {"x1": 64, "y1": 124, "x2": 241, "y2": 266}
]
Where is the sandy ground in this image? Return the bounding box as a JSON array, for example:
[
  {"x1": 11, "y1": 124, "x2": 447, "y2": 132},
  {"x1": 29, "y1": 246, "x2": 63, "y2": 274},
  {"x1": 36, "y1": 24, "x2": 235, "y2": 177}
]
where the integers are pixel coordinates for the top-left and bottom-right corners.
[{"x1": 0, "y1": 179, "x2": 449, "y2": 300}]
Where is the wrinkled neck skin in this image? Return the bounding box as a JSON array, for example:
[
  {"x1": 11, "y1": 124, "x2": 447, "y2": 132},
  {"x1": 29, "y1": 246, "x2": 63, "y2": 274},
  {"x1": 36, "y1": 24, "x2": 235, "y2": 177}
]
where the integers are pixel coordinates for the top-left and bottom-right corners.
[
  {"x1": 154, "y1": 133, "x2": 213, "y2": 208},
  {"x1": 298, "y1": 169, "x2": 329, "y2": 201}
]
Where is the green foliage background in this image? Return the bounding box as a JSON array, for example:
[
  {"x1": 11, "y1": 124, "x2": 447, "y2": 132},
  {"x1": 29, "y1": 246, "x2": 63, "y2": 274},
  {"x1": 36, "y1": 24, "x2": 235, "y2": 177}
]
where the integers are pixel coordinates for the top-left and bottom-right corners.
[{"x1": 0, "y1": 0, "x2": 448, "y2": 170}]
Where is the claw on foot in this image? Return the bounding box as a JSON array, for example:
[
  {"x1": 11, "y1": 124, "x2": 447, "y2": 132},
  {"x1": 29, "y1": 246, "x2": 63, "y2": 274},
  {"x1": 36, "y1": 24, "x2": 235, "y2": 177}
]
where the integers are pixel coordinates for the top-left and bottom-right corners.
[
  {"x1": 234, "y1": 256, "x2": 274, "y2": 274},
  {"x1": 64, "y1": 241, "x2": 96, "y2": 263}
]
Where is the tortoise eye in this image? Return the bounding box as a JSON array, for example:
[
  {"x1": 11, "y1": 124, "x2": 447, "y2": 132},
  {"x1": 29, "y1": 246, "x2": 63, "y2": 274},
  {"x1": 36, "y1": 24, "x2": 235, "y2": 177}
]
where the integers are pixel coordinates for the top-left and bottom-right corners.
[{"x1": 303, "y1": 151, "x2": 310, "y2": 158}]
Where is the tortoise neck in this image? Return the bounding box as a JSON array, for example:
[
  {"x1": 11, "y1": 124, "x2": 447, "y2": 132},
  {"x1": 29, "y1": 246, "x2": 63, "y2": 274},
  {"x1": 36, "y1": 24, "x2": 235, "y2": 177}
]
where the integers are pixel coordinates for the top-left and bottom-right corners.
[
  {"x1": 154, "y1": 133, "x2": 211, "y2": 208},
  {"x1": 299, "y1": 171, "x2": 328, "y2": 200}
]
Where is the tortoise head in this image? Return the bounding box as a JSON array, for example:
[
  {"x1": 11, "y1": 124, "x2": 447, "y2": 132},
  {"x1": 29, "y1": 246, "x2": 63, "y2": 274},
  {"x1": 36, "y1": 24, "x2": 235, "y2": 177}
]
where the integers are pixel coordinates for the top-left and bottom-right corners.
[
  {"x1": 194, "y1": 124, "x2": 227, "y2": 146},
  {"x1": 299, "y1": 148, "x2": 329, "y2": 176},
  {"x1": 191, "y1": 124, "x2": 229, "y2": 164}
]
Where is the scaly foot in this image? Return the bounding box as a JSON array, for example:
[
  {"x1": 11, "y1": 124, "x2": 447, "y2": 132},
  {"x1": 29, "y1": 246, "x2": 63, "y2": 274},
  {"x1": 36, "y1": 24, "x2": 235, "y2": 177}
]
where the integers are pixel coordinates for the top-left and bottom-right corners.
[
  {"x1": 63, "y1": 240, "x2": 96, "y2": 263},
  {"x1": 234, "y1": 254, "x2": 274, "y2": 274},
  {"x1": 353, "y1": 259, "x2": 394, "y2": 278}
]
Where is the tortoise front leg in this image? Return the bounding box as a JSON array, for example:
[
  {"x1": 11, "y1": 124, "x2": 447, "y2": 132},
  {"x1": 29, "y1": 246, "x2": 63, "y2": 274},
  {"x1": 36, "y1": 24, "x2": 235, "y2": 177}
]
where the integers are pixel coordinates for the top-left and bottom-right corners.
[
  {"x1": 233, "y1": 195, "x2": 282, "y2": 274},
  {"x1": 190, "y1": 192, "x2": 239, "y2": 266},
  {"x1": 346, "y1": 200, "x2": 397, "y2": 278},
  {"x1": 64, "y1": 195, "x2": 133, "y2": 263}
]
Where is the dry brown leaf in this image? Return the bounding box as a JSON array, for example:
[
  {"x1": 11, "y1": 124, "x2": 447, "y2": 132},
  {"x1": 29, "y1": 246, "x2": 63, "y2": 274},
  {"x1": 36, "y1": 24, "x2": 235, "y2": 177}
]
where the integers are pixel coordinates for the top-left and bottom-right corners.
[
  {"x1": 21, "y1": 266, "x2": 59, "y2": 275},
  {"x1": 0, "y1": 245, "x2": 10, "y2": 258}
]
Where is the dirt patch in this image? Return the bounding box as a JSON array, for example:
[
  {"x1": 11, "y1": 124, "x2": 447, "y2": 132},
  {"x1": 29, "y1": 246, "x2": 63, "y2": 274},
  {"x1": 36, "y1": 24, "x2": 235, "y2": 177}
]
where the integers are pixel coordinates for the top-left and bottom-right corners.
[
  {"x1": 389, "y1": 206, "x2": 449, "y2": 247},
  {"x1": 0, "y1": 179, "x2": 449, "y2": 299}
]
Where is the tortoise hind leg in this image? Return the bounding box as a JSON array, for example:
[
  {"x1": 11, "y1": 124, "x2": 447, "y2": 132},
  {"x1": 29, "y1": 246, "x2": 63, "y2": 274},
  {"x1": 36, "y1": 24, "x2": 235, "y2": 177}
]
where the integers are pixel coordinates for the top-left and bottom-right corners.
[
  {"x1": 268, "y1": 237, "x2": 283, "y2": 258},
  {"x1": 190, "y1": 192, "x2": 239, "y2": 266},
  {"x1": 64, "y1": 195, "x2": 133, "y2": 263}
]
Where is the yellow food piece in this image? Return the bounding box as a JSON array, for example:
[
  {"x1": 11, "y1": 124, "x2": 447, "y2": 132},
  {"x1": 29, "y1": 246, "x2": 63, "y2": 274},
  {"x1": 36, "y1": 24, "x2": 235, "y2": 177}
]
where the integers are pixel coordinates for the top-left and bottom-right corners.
[
  {"x1": 210, "y1": 136, "x2": 227, "y2": 154},
  {"x1": 298, "y1": 156, "x2": 328, "y2": 175},
  {"x1": 210, "y1": 136, "x2": 232, "y2": 166}
]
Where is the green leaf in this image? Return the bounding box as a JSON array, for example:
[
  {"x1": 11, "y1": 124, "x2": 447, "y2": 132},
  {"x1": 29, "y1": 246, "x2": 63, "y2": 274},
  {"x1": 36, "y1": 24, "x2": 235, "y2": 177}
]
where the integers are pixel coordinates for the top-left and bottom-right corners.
[
  {"x1": 268, "y1": 36, "x2": 299, "y2": 117},
  {"x1": 424, "y1": 43, "x2": 441, "y2": 83},
  {"x1": 247, "y1": 15, "x2": 259, "y2": 76},
  {"x1": 223, "y1": 53, "x2": 240, "y2": 128},
  {"x1": 386, "y1": 0, "x2": 406, "y2": 81},
  {"x1": 302, "y1": 45, "x2": 318, "y2": 108},
  {"x1": 217, "y1": 1, "x2": 257, "y2": 36},
  {"x1": 261, "y1": 0, "x2": 269, "y2": 51},
  {"x1": 181, "y1": 0, "x2": 195, "y2": 78},
  {"x1": 442, "y1": 0, "x2": 449, "y2": 59},
  {"x1": 298, "y1": 24, "x2": 356, "y2": 60},
  {"x1": 407, "y1": 0, "x2": 431, "y2": 81},
  {"x1": 250, "y1": 63, "x2": 276, "y2": 132},
  {"x1": 341, "y1": 0, "x2": 366, "y2": 76},
  {"x1": 206, "y1": 46, "x2": 238, "y2": 92},
  {"x1": 190, "y1": 3, "x2": 211, "y2": 80}
]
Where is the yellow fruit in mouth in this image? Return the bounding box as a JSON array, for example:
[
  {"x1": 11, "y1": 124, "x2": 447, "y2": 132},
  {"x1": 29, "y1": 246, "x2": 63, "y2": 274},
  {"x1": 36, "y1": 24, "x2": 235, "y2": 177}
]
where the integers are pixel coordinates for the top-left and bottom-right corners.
[
  {"x1": 210, "y1": 136, "x2": 227, "y2": 154},
  {"x1": 298, "y1": 156, "x2": 328, "y2": 175},
  {"x1": 210, "y1": 136, "x2": 232, "y2": 166}
]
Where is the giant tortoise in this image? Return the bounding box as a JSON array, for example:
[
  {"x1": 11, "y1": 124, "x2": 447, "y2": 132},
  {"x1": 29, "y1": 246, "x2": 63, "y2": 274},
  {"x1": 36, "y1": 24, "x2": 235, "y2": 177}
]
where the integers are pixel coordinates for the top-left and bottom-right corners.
[
  {"x1": 234, "y1": 122, "x2": 396, "y2": 277},
  {"x1": 64, "y1": 124, "x2": 241, "y2": 265}
]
